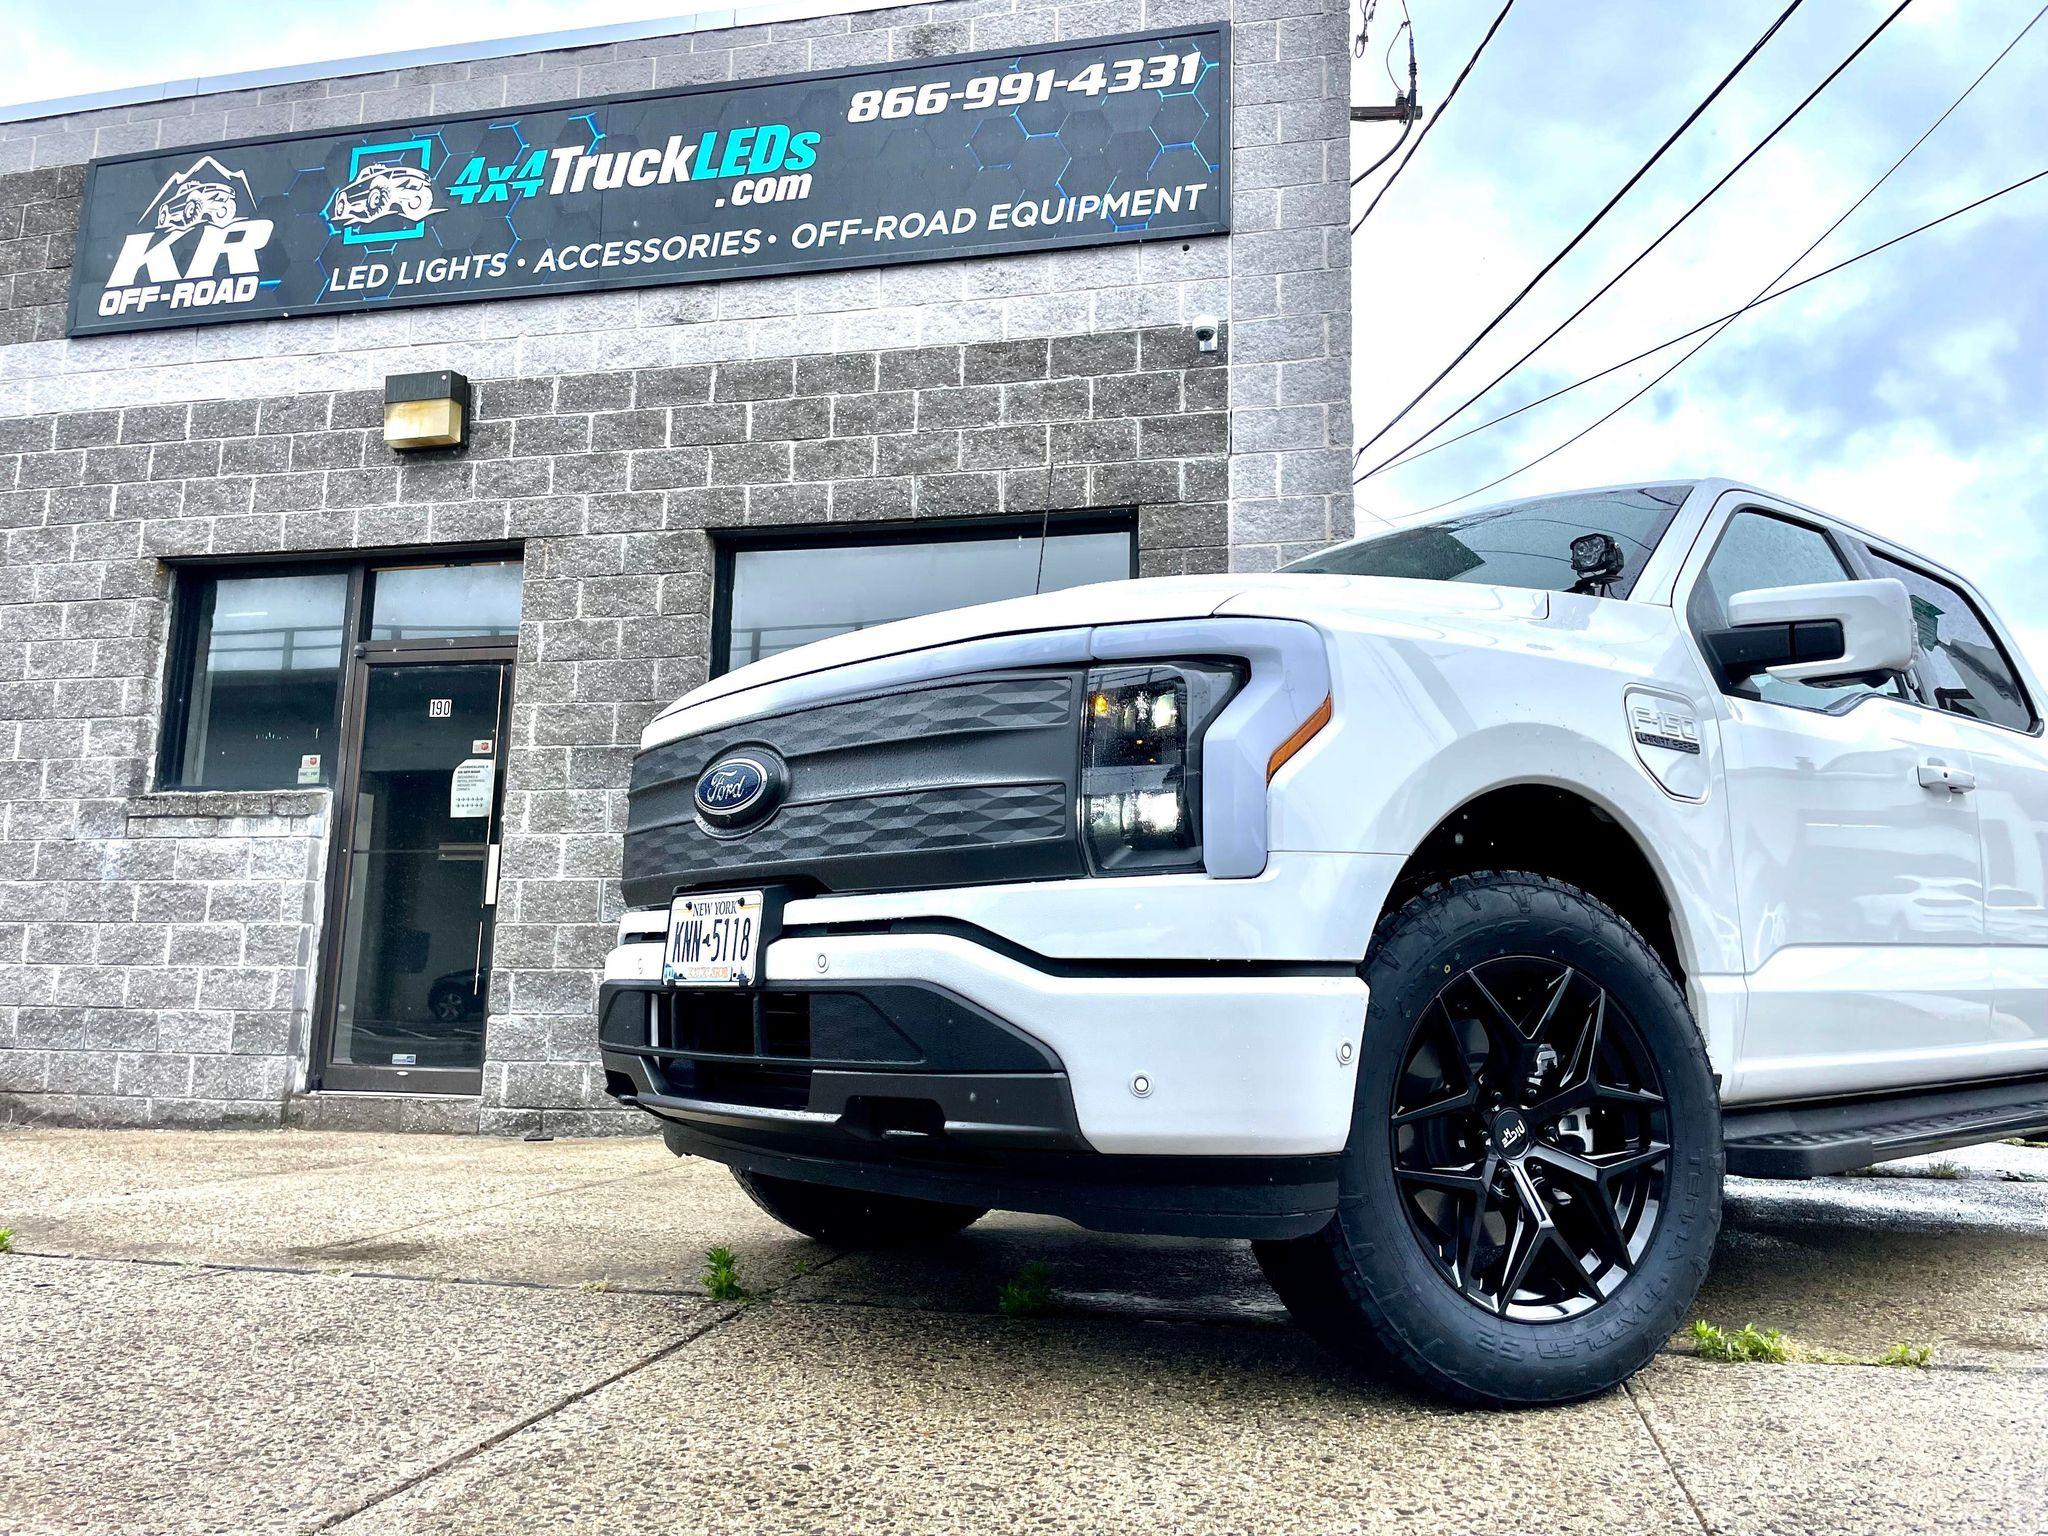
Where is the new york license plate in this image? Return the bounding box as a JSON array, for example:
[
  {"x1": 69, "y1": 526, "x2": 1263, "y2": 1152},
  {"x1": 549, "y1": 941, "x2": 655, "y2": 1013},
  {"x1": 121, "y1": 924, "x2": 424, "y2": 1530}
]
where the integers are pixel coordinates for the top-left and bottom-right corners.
[{"x1": 663, "y1": 889, "x2": 765, "y2": 987}]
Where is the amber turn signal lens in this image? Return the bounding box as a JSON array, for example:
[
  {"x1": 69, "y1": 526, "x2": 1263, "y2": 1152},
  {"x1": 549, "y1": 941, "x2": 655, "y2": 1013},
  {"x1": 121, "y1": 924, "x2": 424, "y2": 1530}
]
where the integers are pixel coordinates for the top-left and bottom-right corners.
[{"x1": 1267, "y1": 695, "x2": 1333, "y2": 781}]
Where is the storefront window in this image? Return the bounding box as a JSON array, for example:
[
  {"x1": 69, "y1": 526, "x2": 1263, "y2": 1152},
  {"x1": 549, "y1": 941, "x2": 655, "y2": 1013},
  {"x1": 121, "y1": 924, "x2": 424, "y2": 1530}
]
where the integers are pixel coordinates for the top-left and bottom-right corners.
[
  {"x1": 160, "y1": 557, "x2": 523, "y2": 791},
  {"x1": 175, "y1": 573, "x2": 348, "y2": 790},
  {"x1": 717, "y1": 519, "x2": 1135, "y2": 672},
  {"x1": 370, "y1": 561, "x2": 524, "y2": 641}
]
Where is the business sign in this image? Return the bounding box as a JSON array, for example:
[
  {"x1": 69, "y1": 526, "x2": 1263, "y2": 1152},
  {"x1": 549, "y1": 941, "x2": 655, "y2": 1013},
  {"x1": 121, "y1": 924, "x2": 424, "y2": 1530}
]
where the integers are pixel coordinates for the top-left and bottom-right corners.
[{"x1": 67, "y1": 27, "x2": 1228, "y2": 337}]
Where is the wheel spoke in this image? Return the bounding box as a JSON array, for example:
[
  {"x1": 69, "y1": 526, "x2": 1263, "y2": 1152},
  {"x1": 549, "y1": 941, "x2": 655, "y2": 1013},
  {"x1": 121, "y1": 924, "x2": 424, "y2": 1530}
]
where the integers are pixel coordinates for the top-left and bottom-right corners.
[
  {"x1": 1428, "y1": 1000, "x2": 1488, "y2": 1091},
  {"x1": 1524, "y1": 1081, "x2": 1592, "y2": 1126},
  {"x1": 1579, "y1": 1181, "x2": 1636, "y2": 1274},
  {"x1": 1494, "y1": 1166, "x2": 1554, "y2": 1312},
  {"x1": 1563, "y1": 987, "x2": 1606, "y2": 1081},
  {"x1": 1392, "y1": 1083, "x2": 1478, "y2": 1128},
  {"x1": 1528, "y1": 1139, "x2": 1670, "y2": 1188},
  {"x1": 1593, "y1": 1081, "x2": 1665, "y2": 1108},
  {"x1": 1452, "y1": 1152, "x2": 1500, "y2": 1297},
  {"x1": 1523, "y1": 1142, "x2": 1599, "y2": 1183},
  {"x1": 1541, "y1": 1156, "x2": 1634, "y2": 1273},
  {"x1": 1528, "y1": 965, "x2": 1575, "y2": 1044},
  {"x1": 1525, "y1": 1140, "x2": 1667, "y2": 1277},
  {"x1": 1453, "y1": 970, "x2": 1534, "y2": 1077},
  {"x1": 1395, "y1": 1163, "x2": 1488, "y2": 1195},
  {"x1": 1589, "y1": 1142, "x2": 1671, "y2": 1182}
]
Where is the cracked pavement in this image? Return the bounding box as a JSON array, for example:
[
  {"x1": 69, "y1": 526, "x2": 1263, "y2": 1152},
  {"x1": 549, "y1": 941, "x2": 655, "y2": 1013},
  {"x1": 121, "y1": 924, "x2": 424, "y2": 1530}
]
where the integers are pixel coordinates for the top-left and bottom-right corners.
[{"x1": 4, "y1": 1128, "x2": 2046, "y2": 1534}]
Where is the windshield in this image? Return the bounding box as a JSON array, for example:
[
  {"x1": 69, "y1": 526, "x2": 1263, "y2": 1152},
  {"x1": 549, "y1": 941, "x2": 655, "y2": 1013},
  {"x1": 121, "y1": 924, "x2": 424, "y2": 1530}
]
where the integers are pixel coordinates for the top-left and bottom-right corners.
[{"x1": 1284, "y1": 484, "x2": 1692, "y2": 599}]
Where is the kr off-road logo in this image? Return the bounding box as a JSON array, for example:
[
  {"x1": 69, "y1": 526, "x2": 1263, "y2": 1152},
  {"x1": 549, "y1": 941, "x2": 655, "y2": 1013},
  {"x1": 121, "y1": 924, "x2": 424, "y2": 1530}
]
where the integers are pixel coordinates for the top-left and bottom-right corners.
[{"x1": 96, "y1": 156, "x2": 274, "y2": 319}]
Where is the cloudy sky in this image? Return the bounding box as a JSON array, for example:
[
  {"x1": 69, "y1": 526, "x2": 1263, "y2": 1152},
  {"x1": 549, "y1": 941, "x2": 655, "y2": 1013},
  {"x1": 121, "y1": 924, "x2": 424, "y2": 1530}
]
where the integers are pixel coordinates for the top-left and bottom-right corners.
[
  {"x1": 0, "y1": 2, "x2": 699, "y2": 103},
  {"x1": 0, "y1": 3, "x2": 2040, "y2": 660},
  {"x1": 1347, "y1": 0, "x2": 2048, "y2": 666}
]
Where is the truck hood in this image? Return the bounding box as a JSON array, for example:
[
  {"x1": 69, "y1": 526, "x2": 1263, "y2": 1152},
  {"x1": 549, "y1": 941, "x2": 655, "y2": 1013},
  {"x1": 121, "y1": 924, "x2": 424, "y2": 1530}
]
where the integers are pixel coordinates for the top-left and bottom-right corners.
[
  {"x1": 667, "y1": 574, "x2": 1254, "y2": 715},
  {"x1": 651, "y1": 572, "x2": 1550, "y2": 733}
]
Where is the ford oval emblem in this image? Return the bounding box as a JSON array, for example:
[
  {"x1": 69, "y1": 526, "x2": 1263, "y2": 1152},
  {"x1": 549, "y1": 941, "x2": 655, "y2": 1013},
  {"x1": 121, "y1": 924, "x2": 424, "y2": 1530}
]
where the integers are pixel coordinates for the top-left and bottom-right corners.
[{"x1": 693, "y1": 753, "x2": 783, "y2": 830}]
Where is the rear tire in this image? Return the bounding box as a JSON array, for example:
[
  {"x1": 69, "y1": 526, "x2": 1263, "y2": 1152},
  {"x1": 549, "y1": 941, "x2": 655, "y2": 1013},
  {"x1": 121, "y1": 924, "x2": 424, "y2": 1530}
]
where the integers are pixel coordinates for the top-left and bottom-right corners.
[
  {"x1": 732, "y1": 1169, "x2": 987, "y2": 1247},
  {"x1": 1254, "y1": 870, "x2": 1722, "y2": 1406}
]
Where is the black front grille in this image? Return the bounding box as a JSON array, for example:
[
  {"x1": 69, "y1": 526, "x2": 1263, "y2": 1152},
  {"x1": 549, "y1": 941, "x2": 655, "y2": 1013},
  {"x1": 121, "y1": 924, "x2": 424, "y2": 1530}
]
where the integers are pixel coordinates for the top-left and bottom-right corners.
[
  {"x1": 634, "y1": 991, "x2": 816, "y2": 1110},
  {"x1": 623, "y1": 670, "x2": 1085, "y2": 903},
  {"x1": 649, "y1": 988, "x2": 814, "y2": 1060}
]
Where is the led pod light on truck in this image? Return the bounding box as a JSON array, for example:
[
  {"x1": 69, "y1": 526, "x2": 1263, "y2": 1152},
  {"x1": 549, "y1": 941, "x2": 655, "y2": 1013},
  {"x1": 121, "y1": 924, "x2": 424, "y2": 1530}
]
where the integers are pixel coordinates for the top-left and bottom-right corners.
[{"x1": 1079, "y1": 661, "x2": 1242, "y2": 875}]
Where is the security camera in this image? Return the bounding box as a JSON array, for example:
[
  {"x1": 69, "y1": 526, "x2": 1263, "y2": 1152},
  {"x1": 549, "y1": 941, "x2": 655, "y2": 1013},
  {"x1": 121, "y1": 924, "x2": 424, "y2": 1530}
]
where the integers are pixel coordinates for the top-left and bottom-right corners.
[{"x1": 1191, "y1": 314, "x2": 1221, "y2": 353}]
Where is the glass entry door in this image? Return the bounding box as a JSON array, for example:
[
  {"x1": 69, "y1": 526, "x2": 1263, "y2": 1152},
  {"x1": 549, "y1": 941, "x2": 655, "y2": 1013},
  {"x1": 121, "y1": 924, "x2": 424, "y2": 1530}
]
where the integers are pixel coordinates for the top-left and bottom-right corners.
[{"x1": 320, "y1": 652, "x2": 511, "y2": 1093}]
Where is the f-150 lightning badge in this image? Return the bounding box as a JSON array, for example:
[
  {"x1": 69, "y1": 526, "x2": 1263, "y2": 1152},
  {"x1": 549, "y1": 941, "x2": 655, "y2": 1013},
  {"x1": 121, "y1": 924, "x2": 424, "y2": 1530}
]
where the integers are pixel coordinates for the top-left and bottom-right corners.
[{"x1": 68, "y1": 27, "x2": 1229, "y2": 336}]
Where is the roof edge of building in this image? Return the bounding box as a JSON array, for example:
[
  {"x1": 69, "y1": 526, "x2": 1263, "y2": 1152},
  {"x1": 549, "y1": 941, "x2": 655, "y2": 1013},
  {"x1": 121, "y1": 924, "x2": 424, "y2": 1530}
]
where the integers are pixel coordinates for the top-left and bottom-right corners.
[{"x1": 0, "y1": 0, "x2": 900, "y2": 127}]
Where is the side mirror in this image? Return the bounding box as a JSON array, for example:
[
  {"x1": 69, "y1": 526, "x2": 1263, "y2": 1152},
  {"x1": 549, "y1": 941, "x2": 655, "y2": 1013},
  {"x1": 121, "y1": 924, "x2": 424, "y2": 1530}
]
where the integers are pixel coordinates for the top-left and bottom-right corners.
[{"x1": 1707, "y1": 577, "x2": 1915, "y2": 684}]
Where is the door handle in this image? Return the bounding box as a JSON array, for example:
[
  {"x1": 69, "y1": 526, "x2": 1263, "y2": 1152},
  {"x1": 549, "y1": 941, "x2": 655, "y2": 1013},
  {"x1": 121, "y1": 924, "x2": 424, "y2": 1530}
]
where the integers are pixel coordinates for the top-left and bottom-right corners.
[
  {"x1": 483, "y1": 843, "x2": 502, "y2": 905},
  {"x1": 1916, "y1": 760, "x2": 1977, "y2": 793}
]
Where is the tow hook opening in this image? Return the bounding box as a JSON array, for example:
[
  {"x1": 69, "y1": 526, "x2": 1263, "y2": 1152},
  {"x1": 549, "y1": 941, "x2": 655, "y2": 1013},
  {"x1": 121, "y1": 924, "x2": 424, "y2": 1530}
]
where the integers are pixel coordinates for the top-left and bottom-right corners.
[{"x1": 843, "y1": 1095, "x2": 946, "y2": 1140}]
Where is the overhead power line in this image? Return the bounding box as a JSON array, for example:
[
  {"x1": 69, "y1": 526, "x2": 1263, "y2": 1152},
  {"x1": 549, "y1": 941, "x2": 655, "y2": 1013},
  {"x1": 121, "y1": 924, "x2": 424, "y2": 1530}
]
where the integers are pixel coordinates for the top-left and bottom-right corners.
[
  {"x1": 1371, "y1": 0, "x2": 2048, "y2": 485},
  {"x1": 1353, "y1": 0, "x2": 1514, "y2": 230},
  {"x1": 1405, "y1": 165, "x2": 2048, "y2": 514},
  {"x1": 1350, "y1": 0, "x2": 1806, "y2": 464},
  {"x1": 1353, "y1": 98, "x2": 1419, "y2": 190},
  {"x1": 1356, "y1": 0, "x2": 1916, "y2": 483}
]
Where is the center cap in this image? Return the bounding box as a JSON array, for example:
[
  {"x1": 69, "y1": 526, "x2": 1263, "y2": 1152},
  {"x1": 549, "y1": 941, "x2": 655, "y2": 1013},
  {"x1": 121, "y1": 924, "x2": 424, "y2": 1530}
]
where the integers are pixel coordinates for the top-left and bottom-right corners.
[{"x1": 1489, "y1": 1108, "x2": 1532, "y2": 1160}]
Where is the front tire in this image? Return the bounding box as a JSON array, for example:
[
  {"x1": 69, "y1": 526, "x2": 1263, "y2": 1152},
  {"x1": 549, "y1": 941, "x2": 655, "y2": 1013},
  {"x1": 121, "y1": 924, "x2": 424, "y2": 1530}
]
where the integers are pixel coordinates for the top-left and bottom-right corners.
[
  {"x1": 1255, "y1": 870, "x2": 1721, "y2": 1406},
  {"x1": 732, "y1": 1169, "x2": 987, "y2": 1247}
]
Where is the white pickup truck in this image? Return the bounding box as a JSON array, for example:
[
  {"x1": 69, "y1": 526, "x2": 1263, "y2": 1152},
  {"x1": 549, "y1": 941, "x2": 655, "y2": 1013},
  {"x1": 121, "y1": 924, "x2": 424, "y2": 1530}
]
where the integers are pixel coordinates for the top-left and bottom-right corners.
[{"x1": 600, "y1": 477, "x2": 2048, "y2": 1405}]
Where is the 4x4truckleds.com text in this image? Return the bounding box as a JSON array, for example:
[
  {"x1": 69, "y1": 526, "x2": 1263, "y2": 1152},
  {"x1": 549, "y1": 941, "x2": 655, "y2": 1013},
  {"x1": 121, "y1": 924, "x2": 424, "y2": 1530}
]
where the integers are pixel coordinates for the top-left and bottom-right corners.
[{"x1": 601, "y1": 477, "x2": 2048, "y2": 1406}]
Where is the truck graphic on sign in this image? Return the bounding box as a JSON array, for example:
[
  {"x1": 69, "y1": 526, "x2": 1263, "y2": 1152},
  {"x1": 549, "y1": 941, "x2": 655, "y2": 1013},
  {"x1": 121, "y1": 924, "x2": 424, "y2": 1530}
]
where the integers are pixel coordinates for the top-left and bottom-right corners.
[
  {"x1": 330, "y1": 162, "x2": 440, "y2": 228},
  {"x1": 153, "y1": 179, "x2": 238, "y2": 234}
]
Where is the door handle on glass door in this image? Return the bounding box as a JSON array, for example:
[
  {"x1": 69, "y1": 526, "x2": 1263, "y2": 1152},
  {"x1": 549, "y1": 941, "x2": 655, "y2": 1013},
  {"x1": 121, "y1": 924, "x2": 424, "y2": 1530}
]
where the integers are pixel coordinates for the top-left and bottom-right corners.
[{"x1": 1916, "y1": 760, "x2": 1977, "y2": 793}]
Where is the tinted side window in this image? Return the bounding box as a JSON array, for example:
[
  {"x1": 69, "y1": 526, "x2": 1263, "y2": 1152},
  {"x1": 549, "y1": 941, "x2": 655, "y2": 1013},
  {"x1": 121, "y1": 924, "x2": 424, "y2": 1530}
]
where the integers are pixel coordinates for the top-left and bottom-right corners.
[
  {"x1": 1866, "y1": 553, "x2": 2034, "y2": 732},
  {"x1": 1688, "y1": 512, "x2": 1898, "y2": 711}
]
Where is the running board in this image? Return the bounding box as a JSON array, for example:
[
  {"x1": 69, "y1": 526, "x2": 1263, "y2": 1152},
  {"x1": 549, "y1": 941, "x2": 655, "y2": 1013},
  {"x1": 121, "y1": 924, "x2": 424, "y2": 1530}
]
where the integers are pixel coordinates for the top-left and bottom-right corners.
[{"x1": 1723, "y1": 1074, "x2": 2048, "y2": 1179}]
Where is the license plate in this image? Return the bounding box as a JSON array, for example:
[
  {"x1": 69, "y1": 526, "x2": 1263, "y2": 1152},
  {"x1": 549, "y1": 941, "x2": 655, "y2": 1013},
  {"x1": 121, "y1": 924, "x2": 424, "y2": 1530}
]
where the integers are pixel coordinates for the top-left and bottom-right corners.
[{"x1": 664, "y1": 889, "x2": 766, "y2": 988}]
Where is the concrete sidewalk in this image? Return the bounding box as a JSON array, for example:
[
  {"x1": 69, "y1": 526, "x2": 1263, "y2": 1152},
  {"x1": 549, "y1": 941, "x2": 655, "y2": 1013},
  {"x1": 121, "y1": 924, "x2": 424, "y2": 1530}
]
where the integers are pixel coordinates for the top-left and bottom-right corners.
[{"x1": 3, "y1": 1128, "x2": 2046, "y2": 1535}]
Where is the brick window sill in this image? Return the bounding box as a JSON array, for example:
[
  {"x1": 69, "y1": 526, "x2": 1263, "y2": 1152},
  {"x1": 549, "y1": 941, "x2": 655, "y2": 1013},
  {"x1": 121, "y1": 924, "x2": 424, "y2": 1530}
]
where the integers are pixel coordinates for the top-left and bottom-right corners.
[{"x1": 127, "y1": 789, "x2": 331, "y2": 820}]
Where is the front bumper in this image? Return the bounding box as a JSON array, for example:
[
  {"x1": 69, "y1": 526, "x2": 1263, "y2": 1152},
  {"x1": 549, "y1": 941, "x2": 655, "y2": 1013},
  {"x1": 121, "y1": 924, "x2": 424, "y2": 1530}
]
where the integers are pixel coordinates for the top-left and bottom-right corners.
[
  {"x1": 605, "y1": 927, "x2": 1365, "y2": 1155},
  {"x1": 599, "y1": 922, "x2": 1367, "y2": 1238}
]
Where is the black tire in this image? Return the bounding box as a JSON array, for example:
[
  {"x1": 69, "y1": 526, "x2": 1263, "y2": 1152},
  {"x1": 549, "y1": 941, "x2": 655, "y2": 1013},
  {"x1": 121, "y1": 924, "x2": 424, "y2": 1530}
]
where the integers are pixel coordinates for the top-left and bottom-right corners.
[
  {"x1": 731, "y1": 1169, "x2": 987, "y2": 1246},
  {"x1": 1254, "y1": 870, "x2": 1722, "y2": 1406}
]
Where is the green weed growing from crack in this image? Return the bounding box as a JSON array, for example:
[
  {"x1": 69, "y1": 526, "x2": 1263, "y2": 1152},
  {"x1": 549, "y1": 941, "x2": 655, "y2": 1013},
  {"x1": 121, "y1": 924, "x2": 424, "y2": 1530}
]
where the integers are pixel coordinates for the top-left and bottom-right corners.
[
  {"x1": 702, "y1": 1246, "x2": 749, "y2": 1302},
  {"x1": 997, "y1": 1261, "x2": 1054, "y2": 1318},
  {"x1": 0, "y1": 1227, "x2": 13, "y2": 1254},
  {"x1": 1690, "y1": 1320, "x2": 1790, "y2": 1363},
  {"x1": 1692, "y1": 1319, "x2": 1936, "y2": 1369}
]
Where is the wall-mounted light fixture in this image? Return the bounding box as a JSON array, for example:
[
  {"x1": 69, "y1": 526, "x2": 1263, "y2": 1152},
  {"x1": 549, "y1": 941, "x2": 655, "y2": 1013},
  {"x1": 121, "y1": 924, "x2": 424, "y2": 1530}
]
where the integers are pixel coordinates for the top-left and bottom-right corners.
[{"x1": 383, "y1": 370, "x2": 471, "y2": 451}]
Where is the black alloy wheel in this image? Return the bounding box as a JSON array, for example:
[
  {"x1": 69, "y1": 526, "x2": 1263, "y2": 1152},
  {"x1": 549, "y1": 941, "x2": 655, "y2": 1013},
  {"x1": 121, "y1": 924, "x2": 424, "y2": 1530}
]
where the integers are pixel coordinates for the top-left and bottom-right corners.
[
  {"x1": 1391, "y1": 955, "x2": 1670, "y2": 1321},
  {"x1": 1253, "y1": 870, "x2": 1721, "y2": 1406}
]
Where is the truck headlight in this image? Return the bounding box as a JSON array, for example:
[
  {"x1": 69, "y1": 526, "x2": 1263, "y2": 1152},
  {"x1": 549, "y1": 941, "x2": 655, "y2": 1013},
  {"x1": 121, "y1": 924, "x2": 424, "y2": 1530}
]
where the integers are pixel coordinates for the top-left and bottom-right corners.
[{"x1": 1079, "y1": 661, "x2": 1241, "y2": 874}]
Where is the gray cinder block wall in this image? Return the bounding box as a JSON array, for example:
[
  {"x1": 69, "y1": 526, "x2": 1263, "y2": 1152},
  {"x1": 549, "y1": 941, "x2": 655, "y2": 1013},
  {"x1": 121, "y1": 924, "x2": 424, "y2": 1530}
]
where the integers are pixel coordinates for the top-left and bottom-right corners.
[{"x1": 0, "y1": 0, "x2": 1352, "y2": 1133}]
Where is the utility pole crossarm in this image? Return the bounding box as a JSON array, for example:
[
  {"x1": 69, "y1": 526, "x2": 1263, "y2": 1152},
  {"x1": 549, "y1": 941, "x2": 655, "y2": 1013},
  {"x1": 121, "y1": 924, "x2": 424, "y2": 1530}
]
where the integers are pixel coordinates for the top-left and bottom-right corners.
[{"x1": 1352, "y1": 99, "x2": 1423, "y2": 122}]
